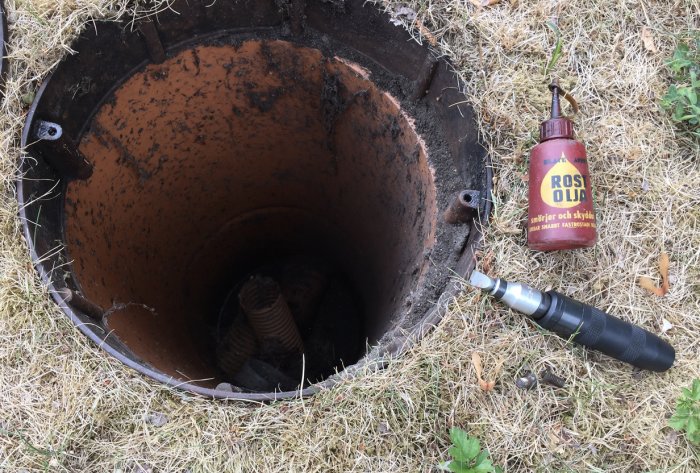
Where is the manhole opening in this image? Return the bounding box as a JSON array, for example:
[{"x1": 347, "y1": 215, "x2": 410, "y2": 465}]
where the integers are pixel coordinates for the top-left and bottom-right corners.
[
  {"x1": 66, "y1": 41, "x2": 436, "y2": 392},
  {"x1": 19, "y1": 1, "x2": 490, "y2": 400}
]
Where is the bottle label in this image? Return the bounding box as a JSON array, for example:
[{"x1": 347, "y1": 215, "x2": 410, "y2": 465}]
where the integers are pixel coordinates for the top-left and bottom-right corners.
[{"x1": 540, "y1": 153, "x2": 587, "y2": 209}]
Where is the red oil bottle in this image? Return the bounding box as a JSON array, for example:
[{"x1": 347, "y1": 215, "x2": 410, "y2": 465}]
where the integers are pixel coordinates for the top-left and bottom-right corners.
[{"x1": 527, "y1": 82, "x2": 596, "y2": 251}]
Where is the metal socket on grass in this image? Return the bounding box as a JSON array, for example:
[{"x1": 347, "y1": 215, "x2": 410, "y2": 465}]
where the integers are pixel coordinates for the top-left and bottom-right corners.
[{"x1": 18, "y1": 0, "x2": 491, "y2": 400}]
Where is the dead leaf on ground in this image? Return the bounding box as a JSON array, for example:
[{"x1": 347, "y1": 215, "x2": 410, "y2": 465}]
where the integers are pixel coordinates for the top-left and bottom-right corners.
[
  {"x1": 469, "y1": 0, "x2": 502, "y2": 6},
  {"x1": 641, "y1": 27, "x2": 658, "y2": 53},
  {"x1": 472, "y1": 352, "x2": 484, "y2": 380},
  {"x1": 480, "y1": 249, "x2": 495, "y2": 275},
  {"x1": 472, "y1": 352, "x2": 505, "y2": 391},
  {"x1": 415, "y1": 18, "x2": 437, "y2": 46},
  {"x1": 639, "y1": 251, "x2": 670, "y2": 296},
  {"x1": 472, "y1": 352, "x2": 491, "y2": 390},
  {"x1": 659, "y1": 252, "x2": 670, "y2": 293},
  {"x1": 639, "y1": 277, "x2": 664, "y2": 296}
]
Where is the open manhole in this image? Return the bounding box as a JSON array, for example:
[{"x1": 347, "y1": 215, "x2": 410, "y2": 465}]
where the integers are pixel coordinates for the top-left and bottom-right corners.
[{"x1": 19, "y1": 0, "x2": 491, "y2": 400}]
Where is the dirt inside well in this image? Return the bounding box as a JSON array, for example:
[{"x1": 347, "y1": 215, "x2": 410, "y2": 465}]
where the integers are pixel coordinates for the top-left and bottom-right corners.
[{"x1": 64, "y1": 40, "x2": 438, "y2": 391}]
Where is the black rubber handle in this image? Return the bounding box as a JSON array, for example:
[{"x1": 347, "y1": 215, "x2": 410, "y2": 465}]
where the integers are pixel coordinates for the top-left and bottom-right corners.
[{"x1": 534, "y1": 291, "x2": 675, "y2": 372}]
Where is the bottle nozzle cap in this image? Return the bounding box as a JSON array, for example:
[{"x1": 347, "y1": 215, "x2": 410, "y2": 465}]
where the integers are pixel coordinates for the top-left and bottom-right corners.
[
  {"x1": 548, "y1": 80, "x2": 563, "y2": 119},
  {"x1": 540, "y1": 80, "x2": 574, "y2": 141}
]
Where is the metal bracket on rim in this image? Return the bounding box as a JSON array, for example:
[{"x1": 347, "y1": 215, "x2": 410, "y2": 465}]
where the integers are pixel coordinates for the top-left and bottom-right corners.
[
  {"x1": 34, "y1": 120, "x2": 63, "y2": 141},
  {"x1": 444, "y1": 190, "x2": 481, "y2": 224}
]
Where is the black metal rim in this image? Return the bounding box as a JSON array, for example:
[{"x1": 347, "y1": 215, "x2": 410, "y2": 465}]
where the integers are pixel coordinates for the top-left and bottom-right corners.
[
  {"x1": 18, "y1": 1, "x2": 493, "y2": 401},
  {"x1": 0, "y1": 0, "x2": 8, "y2": 97}
]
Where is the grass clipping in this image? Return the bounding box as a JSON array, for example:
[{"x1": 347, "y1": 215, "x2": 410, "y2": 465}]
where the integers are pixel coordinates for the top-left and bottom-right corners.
[{"x1": 1, "y1": 0, "x2": 700, "y2": 471}]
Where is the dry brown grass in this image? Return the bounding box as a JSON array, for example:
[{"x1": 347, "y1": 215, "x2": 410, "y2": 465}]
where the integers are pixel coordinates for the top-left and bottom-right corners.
[{"x1": 1, "y1": 0, "x2": 699, "y2": 471}]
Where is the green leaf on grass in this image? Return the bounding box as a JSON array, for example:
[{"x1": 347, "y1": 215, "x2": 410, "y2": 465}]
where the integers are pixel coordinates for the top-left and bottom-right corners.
[
  {"x1": 441, "y1": 429, "x2": 501, "y2": 473},
  {"x1": 450, "y1": 428, "x2": 480, "y2": 460},
  {"x1": 669, "y1": 378, "x2": 700, "y2": 445},
  {"x1": 543, "y1": 21, "x2": 563, "y2": 76},
  {"x1": 661, "y1": 35, "x2": 700, "y2": 138}
]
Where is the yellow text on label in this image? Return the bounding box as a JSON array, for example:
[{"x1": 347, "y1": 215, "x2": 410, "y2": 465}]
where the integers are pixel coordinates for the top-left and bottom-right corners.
[{"x1": 540, "y1": 154, "x2": 588, "y2": 209}]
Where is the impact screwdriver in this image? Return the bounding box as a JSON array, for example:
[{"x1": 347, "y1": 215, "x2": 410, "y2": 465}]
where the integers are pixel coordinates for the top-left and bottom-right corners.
[{"x1": 468, "y1": 271, "x2": 675, "y2": 372}]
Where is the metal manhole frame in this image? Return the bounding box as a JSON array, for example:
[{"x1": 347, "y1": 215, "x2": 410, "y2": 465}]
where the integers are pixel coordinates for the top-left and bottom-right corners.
[{"x1": 18, "y1": 0, "x2": 493, "y2": 401}]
